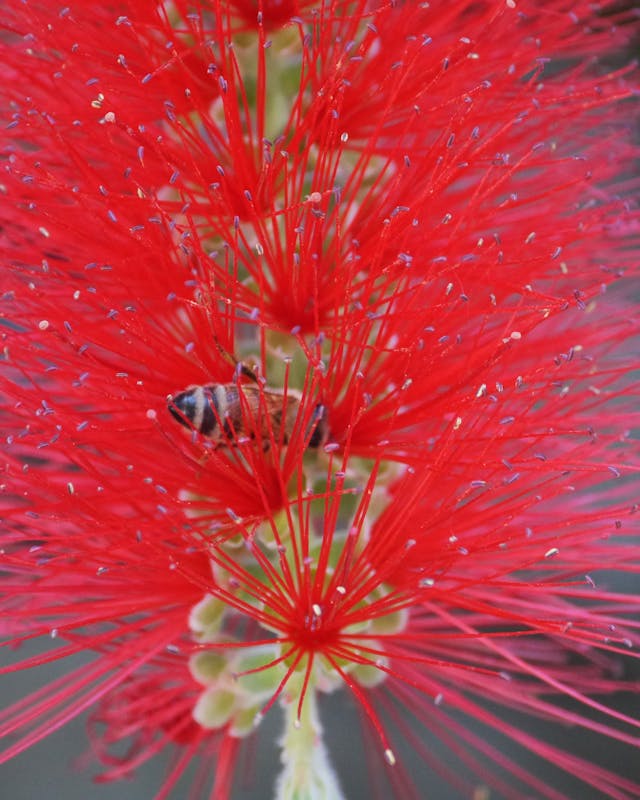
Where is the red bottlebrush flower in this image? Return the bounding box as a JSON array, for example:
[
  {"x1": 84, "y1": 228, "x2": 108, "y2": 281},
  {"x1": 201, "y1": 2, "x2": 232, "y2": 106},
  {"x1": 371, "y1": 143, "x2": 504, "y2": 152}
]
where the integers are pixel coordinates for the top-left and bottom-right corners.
[{"x1": 1, "y1": 2, "x2": 639, "y2": 799}]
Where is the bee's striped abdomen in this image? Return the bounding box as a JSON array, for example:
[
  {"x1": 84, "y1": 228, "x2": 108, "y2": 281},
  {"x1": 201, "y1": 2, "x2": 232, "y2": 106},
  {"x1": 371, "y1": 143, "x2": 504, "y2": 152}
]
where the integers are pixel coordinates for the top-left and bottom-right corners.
[{"x1": 168, "y1": 384, "x2": 224, "y2": 437}]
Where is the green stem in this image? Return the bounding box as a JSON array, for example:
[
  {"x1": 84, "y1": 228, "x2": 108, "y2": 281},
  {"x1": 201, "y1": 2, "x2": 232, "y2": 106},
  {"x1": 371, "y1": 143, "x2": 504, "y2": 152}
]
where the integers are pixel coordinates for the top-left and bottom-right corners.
[{"x1": 275, "y1": 683, "x2": 346, "y2": 800}]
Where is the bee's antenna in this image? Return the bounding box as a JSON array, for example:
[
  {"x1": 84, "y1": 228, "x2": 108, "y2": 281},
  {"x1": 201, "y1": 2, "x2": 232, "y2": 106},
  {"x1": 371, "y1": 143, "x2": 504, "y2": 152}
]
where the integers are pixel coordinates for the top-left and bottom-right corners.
[
  {"x1": 213, "y1": 332, "x2": 260, "y2": 385},
  {"x1": 213, "y1": 333, "x2": 238, "y2": 369}
]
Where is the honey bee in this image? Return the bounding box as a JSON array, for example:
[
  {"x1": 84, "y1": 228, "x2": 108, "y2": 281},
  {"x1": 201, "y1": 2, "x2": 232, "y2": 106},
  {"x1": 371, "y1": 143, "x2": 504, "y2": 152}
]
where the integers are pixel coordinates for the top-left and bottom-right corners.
[{"x1": 167, "y1": 371, "x2": 327, "y2": 450}]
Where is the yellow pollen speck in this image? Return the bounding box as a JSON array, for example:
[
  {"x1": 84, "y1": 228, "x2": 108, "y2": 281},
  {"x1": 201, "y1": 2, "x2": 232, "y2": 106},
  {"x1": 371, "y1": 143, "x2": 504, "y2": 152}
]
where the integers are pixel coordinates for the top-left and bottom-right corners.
[
  {"x1": 453, "y1": 416, "x2": 462, "y2": 430},
  {"x1": 38, "y1": 320, "x2": 49, "y2": 330},
  {"x1": 384, "y1": 748, "x2": 396, "y2": 766}
]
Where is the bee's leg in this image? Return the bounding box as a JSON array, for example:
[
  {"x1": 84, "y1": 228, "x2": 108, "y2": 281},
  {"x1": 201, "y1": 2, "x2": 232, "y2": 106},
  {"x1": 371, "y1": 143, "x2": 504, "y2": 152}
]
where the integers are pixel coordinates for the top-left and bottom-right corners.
[
  {"x1": 234, "y1": 361, "x2": 259, "y2": 384},
  {"x1": 195, "y1": 442, "x2": 216, "y2": 472},
  {"x1": 307, "y1": 404, "x2": 328, "y2": 448}
]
